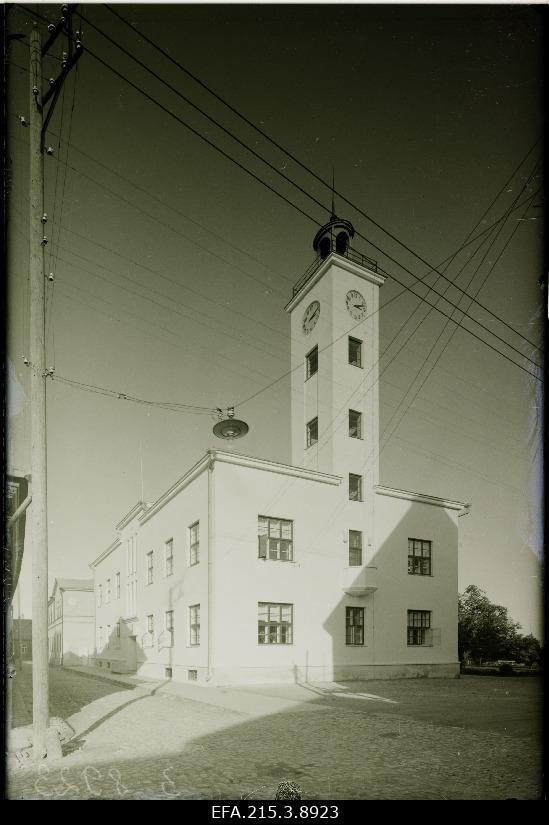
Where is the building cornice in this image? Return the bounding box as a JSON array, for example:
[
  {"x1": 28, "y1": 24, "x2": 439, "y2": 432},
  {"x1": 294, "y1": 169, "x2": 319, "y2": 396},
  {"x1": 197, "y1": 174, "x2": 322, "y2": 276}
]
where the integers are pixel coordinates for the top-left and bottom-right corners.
[
  {"x1": 139, "y1": 450, "x2": 341, "y2": 526},
  {"x1": 285, "y1": 253, "x2": 386, "y2": 313},
  {"x1": 115, "y1": 501, "x2": 148, "y2": 531},
  {"x1": 139, "y1": 453, "x2": 212, "y2": 525},
  {"x1": 209, "y1": 449, "x2": 342, "y2": 485},
  {"x1": 89, "y1": 539, "x2": 122, "y2": 569},
  {"x1": 375, "y1": 484, "x2": 469, "y2": 512}
]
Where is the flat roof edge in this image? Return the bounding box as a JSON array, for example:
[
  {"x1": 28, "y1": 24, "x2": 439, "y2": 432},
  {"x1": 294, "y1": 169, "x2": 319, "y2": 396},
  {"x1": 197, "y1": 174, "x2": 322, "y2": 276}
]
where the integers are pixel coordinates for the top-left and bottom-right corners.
[{"x1": 375, "y1": 484, "x2": 469, "y2": 511}]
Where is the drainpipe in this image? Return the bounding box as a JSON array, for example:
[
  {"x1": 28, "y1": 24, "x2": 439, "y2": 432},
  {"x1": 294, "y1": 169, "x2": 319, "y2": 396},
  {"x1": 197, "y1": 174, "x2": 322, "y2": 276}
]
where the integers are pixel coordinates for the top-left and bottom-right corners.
[{"x1": 206, "y1": 451, "x2": 215, "y2": 681}]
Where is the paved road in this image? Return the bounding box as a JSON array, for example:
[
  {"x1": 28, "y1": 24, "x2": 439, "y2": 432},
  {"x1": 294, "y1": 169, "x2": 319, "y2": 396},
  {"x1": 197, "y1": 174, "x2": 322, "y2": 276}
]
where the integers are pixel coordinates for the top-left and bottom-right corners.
[
  {"x1": 9, "y1": 662, "x2": 134, "y2": 729},
  {"x1": 7, "y1": 666, "x2": 543, "y2": 800}
]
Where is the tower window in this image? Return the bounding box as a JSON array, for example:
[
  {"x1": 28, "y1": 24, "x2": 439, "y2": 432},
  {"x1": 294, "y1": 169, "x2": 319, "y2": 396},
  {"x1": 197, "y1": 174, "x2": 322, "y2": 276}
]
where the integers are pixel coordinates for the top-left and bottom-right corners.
[
  {"x1": 306, "y1": 346, "x2": 318, "y2": 379},
  {"x1": 348, "y1": 337, "x2": 362, "y2": 368},
  {"x1": 349, "y1": 473, "x2": 363, "y2": 501},
  {"x1": 336, "y1": 231, "x2": 349, "y2": 255},
  {"x1": 349, "y1": 409, "x2": 362, "y2": 438},
  {"x1": 349, "y1": 530, "x2": 363, "y2": 566},
  {"x1": 319, "y1": 236, "x2": 331, "y2": 260},
  {"x1": 306, "y1": 417, "x2": 318, "y2": 447}
]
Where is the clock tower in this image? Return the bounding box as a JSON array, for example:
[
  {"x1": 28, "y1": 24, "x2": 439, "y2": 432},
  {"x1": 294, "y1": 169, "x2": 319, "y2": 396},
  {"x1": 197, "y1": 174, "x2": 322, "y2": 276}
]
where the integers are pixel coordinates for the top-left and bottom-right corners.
[{"x1": 285, "y1": 215, "x2": 386, "y2": 539}]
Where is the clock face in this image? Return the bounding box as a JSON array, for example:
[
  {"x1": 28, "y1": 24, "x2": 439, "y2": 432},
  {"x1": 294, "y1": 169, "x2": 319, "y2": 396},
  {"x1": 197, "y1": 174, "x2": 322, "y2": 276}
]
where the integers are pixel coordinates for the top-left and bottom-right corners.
[
  {"x1": 346, "y1": 290, "x2": 367, "y2": 321},
  {"x1": 302, "y1": 300, "x2": 320, "y2": 334}
]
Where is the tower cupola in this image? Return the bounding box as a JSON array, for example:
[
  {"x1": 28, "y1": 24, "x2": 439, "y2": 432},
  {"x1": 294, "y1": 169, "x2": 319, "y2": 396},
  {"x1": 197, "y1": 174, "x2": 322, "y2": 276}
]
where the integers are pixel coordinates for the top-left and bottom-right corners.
[{"x1": 312, "y1": 215, "x2": 355, "y2": 260}]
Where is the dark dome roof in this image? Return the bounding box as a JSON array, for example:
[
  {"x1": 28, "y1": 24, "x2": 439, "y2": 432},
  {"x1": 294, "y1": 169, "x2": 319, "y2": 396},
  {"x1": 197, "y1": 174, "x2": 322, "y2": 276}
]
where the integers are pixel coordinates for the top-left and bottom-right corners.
[{"x1": 312, "y1": 216, "x2": 355, "y2": 252}]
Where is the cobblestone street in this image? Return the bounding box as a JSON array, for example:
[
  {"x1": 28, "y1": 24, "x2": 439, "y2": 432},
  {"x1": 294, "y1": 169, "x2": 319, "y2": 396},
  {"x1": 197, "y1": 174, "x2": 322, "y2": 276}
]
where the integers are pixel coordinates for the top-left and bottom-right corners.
[{"x1": 6, "y1": 665, "x2": 543, "y2": 800}]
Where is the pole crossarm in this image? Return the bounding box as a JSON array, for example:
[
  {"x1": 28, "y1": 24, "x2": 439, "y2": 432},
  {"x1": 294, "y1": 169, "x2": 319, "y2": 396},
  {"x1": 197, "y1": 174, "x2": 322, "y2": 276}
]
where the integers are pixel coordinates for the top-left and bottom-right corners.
[{"x1": 38, "y1": 4, "x2": 83, "y2": 151}]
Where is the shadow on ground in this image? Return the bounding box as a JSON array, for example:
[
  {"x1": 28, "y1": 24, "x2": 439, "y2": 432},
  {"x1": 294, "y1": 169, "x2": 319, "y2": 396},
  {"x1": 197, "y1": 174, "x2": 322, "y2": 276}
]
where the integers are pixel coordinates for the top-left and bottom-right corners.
[{"x1": 7, "y1": 675, "x2": 543, "y2": 801}]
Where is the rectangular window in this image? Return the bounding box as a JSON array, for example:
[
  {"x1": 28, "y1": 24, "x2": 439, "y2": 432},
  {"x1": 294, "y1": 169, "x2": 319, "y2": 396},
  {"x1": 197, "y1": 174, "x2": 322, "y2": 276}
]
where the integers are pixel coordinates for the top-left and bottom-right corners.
[
  {"x1": 115, "y1": 572, "x2": 120, "y2": 600},
  {"x1": 349, "y1": 409, "x2": 362, "y2": 438},
  {"x1": 106, "y1": 624, "x2": 111, "y2": 647},
  {"x1": 258, "y1": 603, "x2": 293, "y2": 644},
  {"x1": 106, "y1": 578, "x2": 111, "y2": 603},
  {"x1": 407, "y1": 610, "x2": 431, "y2": 646},
  {"x1": 348, "y1": 337, "x2": 362, "y2": 368},
  {"x1": 189, "y1": 604, "x2": 200, "y2": 646},
  {"x1": 349, "y1": 473, "x2": 363, "y2": 501},
  {"x1": 306, "y1": 345, "x2": 318, "y2": 379},
  {"x1": 346, "y1": 607, "x2": 364, "y2": 645},
  {"x1": 97, "y1": 626, "x2": 103, "y2": 649},
  {"x1": 349, "y1": 530, "x2": 363, "y2": 567},
  {"x1": 258, "y1": 516, "x2": 294, "y2": 561},
  {"x1": 97, "y1": 584, "x2": 102, "y2": 608},
  {"x1": 165, "y1": 610, "x2": 174, "y2": 633},
  {"x1": 116, "y1": 622, "x2": 120, "y2": 639},
  {"x1": 165, "y1": 539, "x2": 174, "y2": 577},
  {"x1": 189, "y1": 522, "x2": 199, "y2": 566},
  {"x1": 147, "y1": 551, "x2": 153, "y2": 585},
  {"x1": 147, "y1": 614, "x2": 154, "y2": 635},
  {"x1": 306, "y1": 416, "x2": 318, "y2": 447},
  {"x1": 408, "y1": 539, "x2": 432, "y2": 576}
]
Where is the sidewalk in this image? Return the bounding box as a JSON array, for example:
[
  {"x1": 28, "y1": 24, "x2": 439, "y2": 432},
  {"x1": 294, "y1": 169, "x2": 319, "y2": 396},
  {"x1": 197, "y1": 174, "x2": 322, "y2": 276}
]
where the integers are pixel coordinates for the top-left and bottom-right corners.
[{"x1": 63, "y1": 664, "x2": 332, "y2": 719}]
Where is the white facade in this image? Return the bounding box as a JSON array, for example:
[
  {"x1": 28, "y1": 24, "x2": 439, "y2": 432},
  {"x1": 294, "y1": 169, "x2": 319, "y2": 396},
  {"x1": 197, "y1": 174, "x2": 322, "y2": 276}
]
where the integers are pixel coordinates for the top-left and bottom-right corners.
[
  {"x1": 90, "y1": 218, "x2": 467, "y2": 685},
  {"x1": 47, "y1": 578, "x2": 94, "y2": 666}
]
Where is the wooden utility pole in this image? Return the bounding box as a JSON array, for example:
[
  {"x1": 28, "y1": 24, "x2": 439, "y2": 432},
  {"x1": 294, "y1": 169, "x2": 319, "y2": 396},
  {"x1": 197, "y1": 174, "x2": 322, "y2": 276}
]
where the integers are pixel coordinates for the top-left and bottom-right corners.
[
  {"x1": 29, "y1": 22, "x2": 49, "y2": 760},
  {"x1": 26, "y1": 6, "x2": 82, "y2": 760}
]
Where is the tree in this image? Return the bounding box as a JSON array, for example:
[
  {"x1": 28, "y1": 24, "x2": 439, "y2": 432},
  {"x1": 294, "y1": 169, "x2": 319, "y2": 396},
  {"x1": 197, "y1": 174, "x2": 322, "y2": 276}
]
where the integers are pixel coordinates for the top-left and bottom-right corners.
[
  {"x1": 512, "y1": 633, "x2": 542, "y2": 667},
  {"x1": 458, "y1": 585, "x2": 521, "y2": 663}
]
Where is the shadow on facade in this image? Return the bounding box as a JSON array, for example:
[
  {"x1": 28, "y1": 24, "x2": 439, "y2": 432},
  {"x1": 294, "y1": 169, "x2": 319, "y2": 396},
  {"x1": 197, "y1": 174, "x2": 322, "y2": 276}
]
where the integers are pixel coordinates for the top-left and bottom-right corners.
[
  {"x1": 322, "y1": 501, "x2": 459, "y2": 681},
  {"x1": 94, "y1": 578, "x2": 186, "y2": 678}
]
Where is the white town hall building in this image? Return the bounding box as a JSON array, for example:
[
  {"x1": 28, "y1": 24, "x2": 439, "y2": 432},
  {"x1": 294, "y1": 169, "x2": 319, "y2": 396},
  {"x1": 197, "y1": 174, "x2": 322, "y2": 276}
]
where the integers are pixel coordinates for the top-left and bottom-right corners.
[{"x1": 90, "y1": 216, "x2": 468, "y2": 685}]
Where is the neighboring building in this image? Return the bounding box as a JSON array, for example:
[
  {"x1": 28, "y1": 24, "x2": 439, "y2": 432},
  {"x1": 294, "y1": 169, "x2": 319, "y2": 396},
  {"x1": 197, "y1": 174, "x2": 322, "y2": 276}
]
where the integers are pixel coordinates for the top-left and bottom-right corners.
[
  {"x1": 90, "y1": 216, "x2": 468, "y2": 684},
  {"x1": 48, "y1": 578, "x2": 95, "y2": 666},
  {"x1": 11, "y1": 618, "x2": 32, "y2": 661}
]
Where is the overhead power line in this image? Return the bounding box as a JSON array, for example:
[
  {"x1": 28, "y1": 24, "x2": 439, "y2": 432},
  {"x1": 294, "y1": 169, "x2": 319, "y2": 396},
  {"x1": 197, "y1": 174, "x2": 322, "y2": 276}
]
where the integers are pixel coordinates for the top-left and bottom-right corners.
[
  {"x1": 52, "y1": 374, "x2": 218, "y2": 414},
  {"x1": 104, "y1": 3, "x2": 543, "y2": 353},
  {"x1": 49, "y1": 46, "x2": 545, "y2": 374},
  {"x1": 15, "y1": 4, "x2": 543, "y2": 365},
  {"x1": 80, "y1": 9, "x2": 543, "y2": 357},
  {"x1": 12, "y1": 5, "x2": 544, "y2": 388}
]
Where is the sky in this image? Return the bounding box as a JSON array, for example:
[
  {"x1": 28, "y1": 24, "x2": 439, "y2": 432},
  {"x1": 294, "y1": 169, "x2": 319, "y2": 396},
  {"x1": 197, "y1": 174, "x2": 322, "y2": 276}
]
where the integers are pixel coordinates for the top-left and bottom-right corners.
[{"x1": 6, "y1": 2, "x2": 544, "y2": 638}]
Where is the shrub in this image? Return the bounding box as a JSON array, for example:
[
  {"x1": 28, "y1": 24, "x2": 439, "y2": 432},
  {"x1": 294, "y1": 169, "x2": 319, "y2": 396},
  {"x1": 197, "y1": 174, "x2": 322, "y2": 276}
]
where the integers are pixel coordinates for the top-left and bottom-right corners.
[{"x1": 499, "y1": 663, "x2": 514, "y2": 676}]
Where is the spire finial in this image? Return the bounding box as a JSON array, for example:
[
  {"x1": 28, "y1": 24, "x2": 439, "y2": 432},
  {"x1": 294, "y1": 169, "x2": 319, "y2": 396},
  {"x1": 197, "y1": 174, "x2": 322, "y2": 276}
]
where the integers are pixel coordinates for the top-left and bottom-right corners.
[{"x1": 331, "y1": 167, "x2": 336, "y2": 219}]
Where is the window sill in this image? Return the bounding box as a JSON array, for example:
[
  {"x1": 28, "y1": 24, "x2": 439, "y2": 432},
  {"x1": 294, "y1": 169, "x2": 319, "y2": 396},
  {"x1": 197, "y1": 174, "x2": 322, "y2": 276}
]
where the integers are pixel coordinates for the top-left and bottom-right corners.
[
  {"x1": 257, "y1": 643, "x2": 294, "y2": 646},
  {"x1": 407, "y1": 573, "x2": 434, "y2": 577},
  {"x1": 305, "y1": 373, "x2": 318, "y2": 382},
  {"x1": 258, "y1": 558, "x2": 296, "y2": 564}
]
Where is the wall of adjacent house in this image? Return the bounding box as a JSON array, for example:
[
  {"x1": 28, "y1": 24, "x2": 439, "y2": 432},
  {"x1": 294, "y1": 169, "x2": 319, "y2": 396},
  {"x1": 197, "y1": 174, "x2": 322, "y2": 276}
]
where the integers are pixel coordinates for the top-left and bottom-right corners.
[{"x1": 61, "y1": 589, "x2": 95, "y2": 665}]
